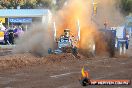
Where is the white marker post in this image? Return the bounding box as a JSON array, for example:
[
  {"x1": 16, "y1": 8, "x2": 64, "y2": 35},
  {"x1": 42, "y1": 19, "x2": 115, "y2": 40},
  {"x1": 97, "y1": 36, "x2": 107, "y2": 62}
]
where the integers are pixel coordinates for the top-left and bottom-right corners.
[
  {"x1": 123, "y1": 43, "x2": 126, "y2": 54},
  {"x1": 119, "y1": 43, "x2": 122, "y2": 55}
]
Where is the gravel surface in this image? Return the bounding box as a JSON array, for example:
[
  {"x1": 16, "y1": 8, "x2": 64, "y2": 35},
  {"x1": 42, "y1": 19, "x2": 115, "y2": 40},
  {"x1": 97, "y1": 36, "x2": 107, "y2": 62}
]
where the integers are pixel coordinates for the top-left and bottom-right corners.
[{"x1": 0, "y1": 39, "x2": 131, "y2": 88}]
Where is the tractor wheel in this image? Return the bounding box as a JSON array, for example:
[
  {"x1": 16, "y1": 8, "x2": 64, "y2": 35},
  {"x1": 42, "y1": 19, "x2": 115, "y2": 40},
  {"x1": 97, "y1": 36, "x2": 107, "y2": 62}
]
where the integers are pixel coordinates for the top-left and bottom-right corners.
[
  {"x1": 72, "y1": 47, "x2": 78, "y2": 57},
  {"x1": 62, "y1": 47, "x2": 72, "y2": 53},
  {"x1": 48, "y1": 48, "x2": 52, "y2": 54}
]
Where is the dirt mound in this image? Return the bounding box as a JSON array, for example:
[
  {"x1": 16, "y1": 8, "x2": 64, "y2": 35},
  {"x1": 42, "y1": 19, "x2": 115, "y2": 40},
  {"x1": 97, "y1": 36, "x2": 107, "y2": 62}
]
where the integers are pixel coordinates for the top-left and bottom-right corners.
[{"x1": 0, "y1": 53, "x2": 86, "y2": 71}]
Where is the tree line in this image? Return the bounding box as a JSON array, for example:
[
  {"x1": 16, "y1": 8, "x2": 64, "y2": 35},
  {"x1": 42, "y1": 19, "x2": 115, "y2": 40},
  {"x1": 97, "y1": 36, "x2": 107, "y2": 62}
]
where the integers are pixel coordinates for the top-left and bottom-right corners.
[
  {"x1": 0, "y1": 0, "x2": 66, "y2": 10},
  {"x1": 120, "y1": 0, "x2": 132, "y2": 15},
  {"x1": 0, "y1": 0, "x2": 131, "y2": 15}
]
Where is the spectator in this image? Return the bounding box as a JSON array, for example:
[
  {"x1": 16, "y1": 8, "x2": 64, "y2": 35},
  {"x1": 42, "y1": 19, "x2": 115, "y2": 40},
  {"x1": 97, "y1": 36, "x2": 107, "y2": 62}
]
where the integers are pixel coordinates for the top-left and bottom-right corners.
[{"x1": 8, "y1": 28, "x2": 14, "y2": 44}]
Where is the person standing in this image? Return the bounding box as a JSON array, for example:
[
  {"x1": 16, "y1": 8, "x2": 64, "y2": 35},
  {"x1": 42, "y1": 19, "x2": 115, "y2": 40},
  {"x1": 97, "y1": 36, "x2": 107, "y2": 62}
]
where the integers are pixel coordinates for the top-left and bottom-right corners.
[
  {"x1": 8, "y1": 28, "x2": 14, "y2": 44},
  {"x1": 126, "y1": 33, "x2": 130, "y2": 49}
]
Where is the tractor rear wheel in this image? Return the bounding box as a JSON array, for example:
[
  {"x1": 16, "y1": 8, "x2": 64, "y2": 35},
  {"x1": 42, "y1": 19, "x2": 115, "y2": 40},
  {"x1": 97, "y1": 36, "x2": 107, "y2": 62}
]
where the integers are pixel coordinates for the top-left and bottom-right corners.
[{"x1": 62, "y1": 47, "x2": 72, "y2": 53}]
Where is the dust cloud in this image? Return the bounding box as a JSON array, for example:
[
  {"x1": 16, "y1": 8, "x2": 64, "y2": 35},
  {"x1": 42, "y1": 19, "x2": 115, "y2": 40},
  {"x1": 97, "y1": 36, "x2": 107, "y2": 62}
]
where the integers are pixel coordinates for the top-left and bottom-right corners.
[
  {"x1": 54, "y1": 0, "x2": 107, "y2": 55},
  {"x1": 94, "y1": 0, "x2": 124, "y2": 28},
  {"x1": 54, "y1": 0, "x2": 124, "y2": 55},
  {"x1": 14, "y1": 0, "x2": 124, "y2": 56},
  {"x1": 13, "y1": 23, "x2": 54, "y2": 56}
]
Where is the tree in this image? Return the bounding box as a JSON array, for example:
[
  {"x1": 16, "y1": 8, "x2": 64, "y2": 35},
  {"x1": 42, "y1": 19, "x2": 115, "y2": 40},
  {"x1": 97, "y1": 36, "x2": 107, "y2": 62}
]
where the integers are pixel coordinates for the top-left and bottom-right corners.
[
  {"x1": 36, "y1": 0, "x2": 53, "y2": 9},
  {"x1": 21, "y1": 1, "x2": 35, "y2": 9},
  {"x1": 120, "y1": 0, "x2": 132, "y2": 14},
  {"x1": 56, "y1": 0, "x2": 66, "y2": 10}
]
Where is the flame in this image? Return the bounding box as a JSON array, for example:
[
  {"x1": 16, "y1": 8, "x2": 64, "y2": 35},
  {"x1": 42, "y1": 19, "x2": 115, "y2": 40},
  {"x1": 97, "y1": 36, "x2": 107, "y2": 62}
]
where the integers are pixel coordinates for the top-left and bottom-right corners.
[
  {"x1": 81, "y1": 67, "x2": 89, "y2": 78},
  {"x1": 53, "y1": 0, "x2": 107, "y2": 54},
  {"x1": 55, "y1": 0, "x2": 97, "y2": 48}
]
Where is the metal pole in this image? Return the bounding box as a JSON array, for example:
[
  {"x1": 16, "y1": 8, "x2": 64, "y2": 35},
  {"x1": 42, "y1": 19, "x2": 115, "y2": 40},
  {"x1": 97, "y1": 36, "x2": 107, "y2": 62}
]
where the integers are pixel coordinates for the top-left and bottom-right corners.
[
  {"x1": 53, "y1": 21, "x2": 57, "y2": 41},
  {"x1": 8, "y1": 18, "x2": 9, "y2": 28},
  {"x1": 77, "y1": 19, "x2": 80, "y2": 41},
  {"x1": 91, "y1": 0, "x2": 94, "y2": 24},
  {"x1": 25, "y1": 25, "x2": 27, "y2": 31}
]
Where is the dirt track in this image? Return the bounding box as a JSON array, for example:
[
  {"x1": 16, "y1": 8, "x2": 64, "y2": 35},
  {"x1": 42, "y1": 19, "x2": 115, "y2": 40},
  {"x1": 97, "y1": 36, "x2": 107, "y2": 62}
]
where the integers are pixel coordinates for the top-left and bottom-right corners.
[{"x1": 0, "y1": 42, "x2": 132, "y2": 88}]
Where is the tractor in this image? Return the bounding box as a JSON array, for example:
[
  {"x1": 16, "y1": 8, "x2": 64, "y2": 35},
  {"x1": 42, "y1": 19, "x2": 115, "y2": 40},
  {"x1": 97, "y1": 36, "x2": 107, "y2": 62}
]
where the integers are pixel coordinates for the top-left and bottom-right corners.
[
  {"x1": 57, "y1": 29, "x2": 78, "y2": 52},
  {"x1": 48, "y1": 20, "x2": 81, "y2": 57},
  {"x1": 48, "y1": 28, "x2": 79, "y2": 57}
]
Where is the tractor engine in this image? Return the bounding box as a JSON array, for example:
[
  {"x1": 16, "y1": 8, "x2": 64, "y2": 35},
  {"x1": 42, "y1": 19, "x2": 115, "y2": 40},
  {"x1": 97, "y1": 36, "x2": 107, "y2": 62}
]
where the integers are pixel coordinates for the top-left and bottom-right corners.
[
  {"x1": 48, "y1": 20, "x2": 80, "y2": 57},
  {"x1": 58, "y1": 29, "x2": 75, "y2": 53}
]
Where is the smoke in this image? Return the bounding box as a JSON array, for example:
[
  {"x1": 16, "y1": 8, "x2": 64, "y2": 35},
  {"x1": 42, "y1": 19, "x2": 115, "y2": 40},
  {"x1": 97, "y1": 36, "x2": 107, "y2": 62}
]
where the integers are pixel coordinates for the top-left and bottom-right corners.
[
  {"x1": 13, "y1": 23, "x2": 54, "y2": 56},
  {"x1": 54, "y1": 0, "x2": 124, "y2": 55},
  {"x1": 94, "y1": 0, "x2": 124, "y2": 28},
  {"x1": 54, "y1": 0, "x2": 106, "y2": 55},
  {"x1": 14, "y1": 0, "x2": 124, "y2": 56}
]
